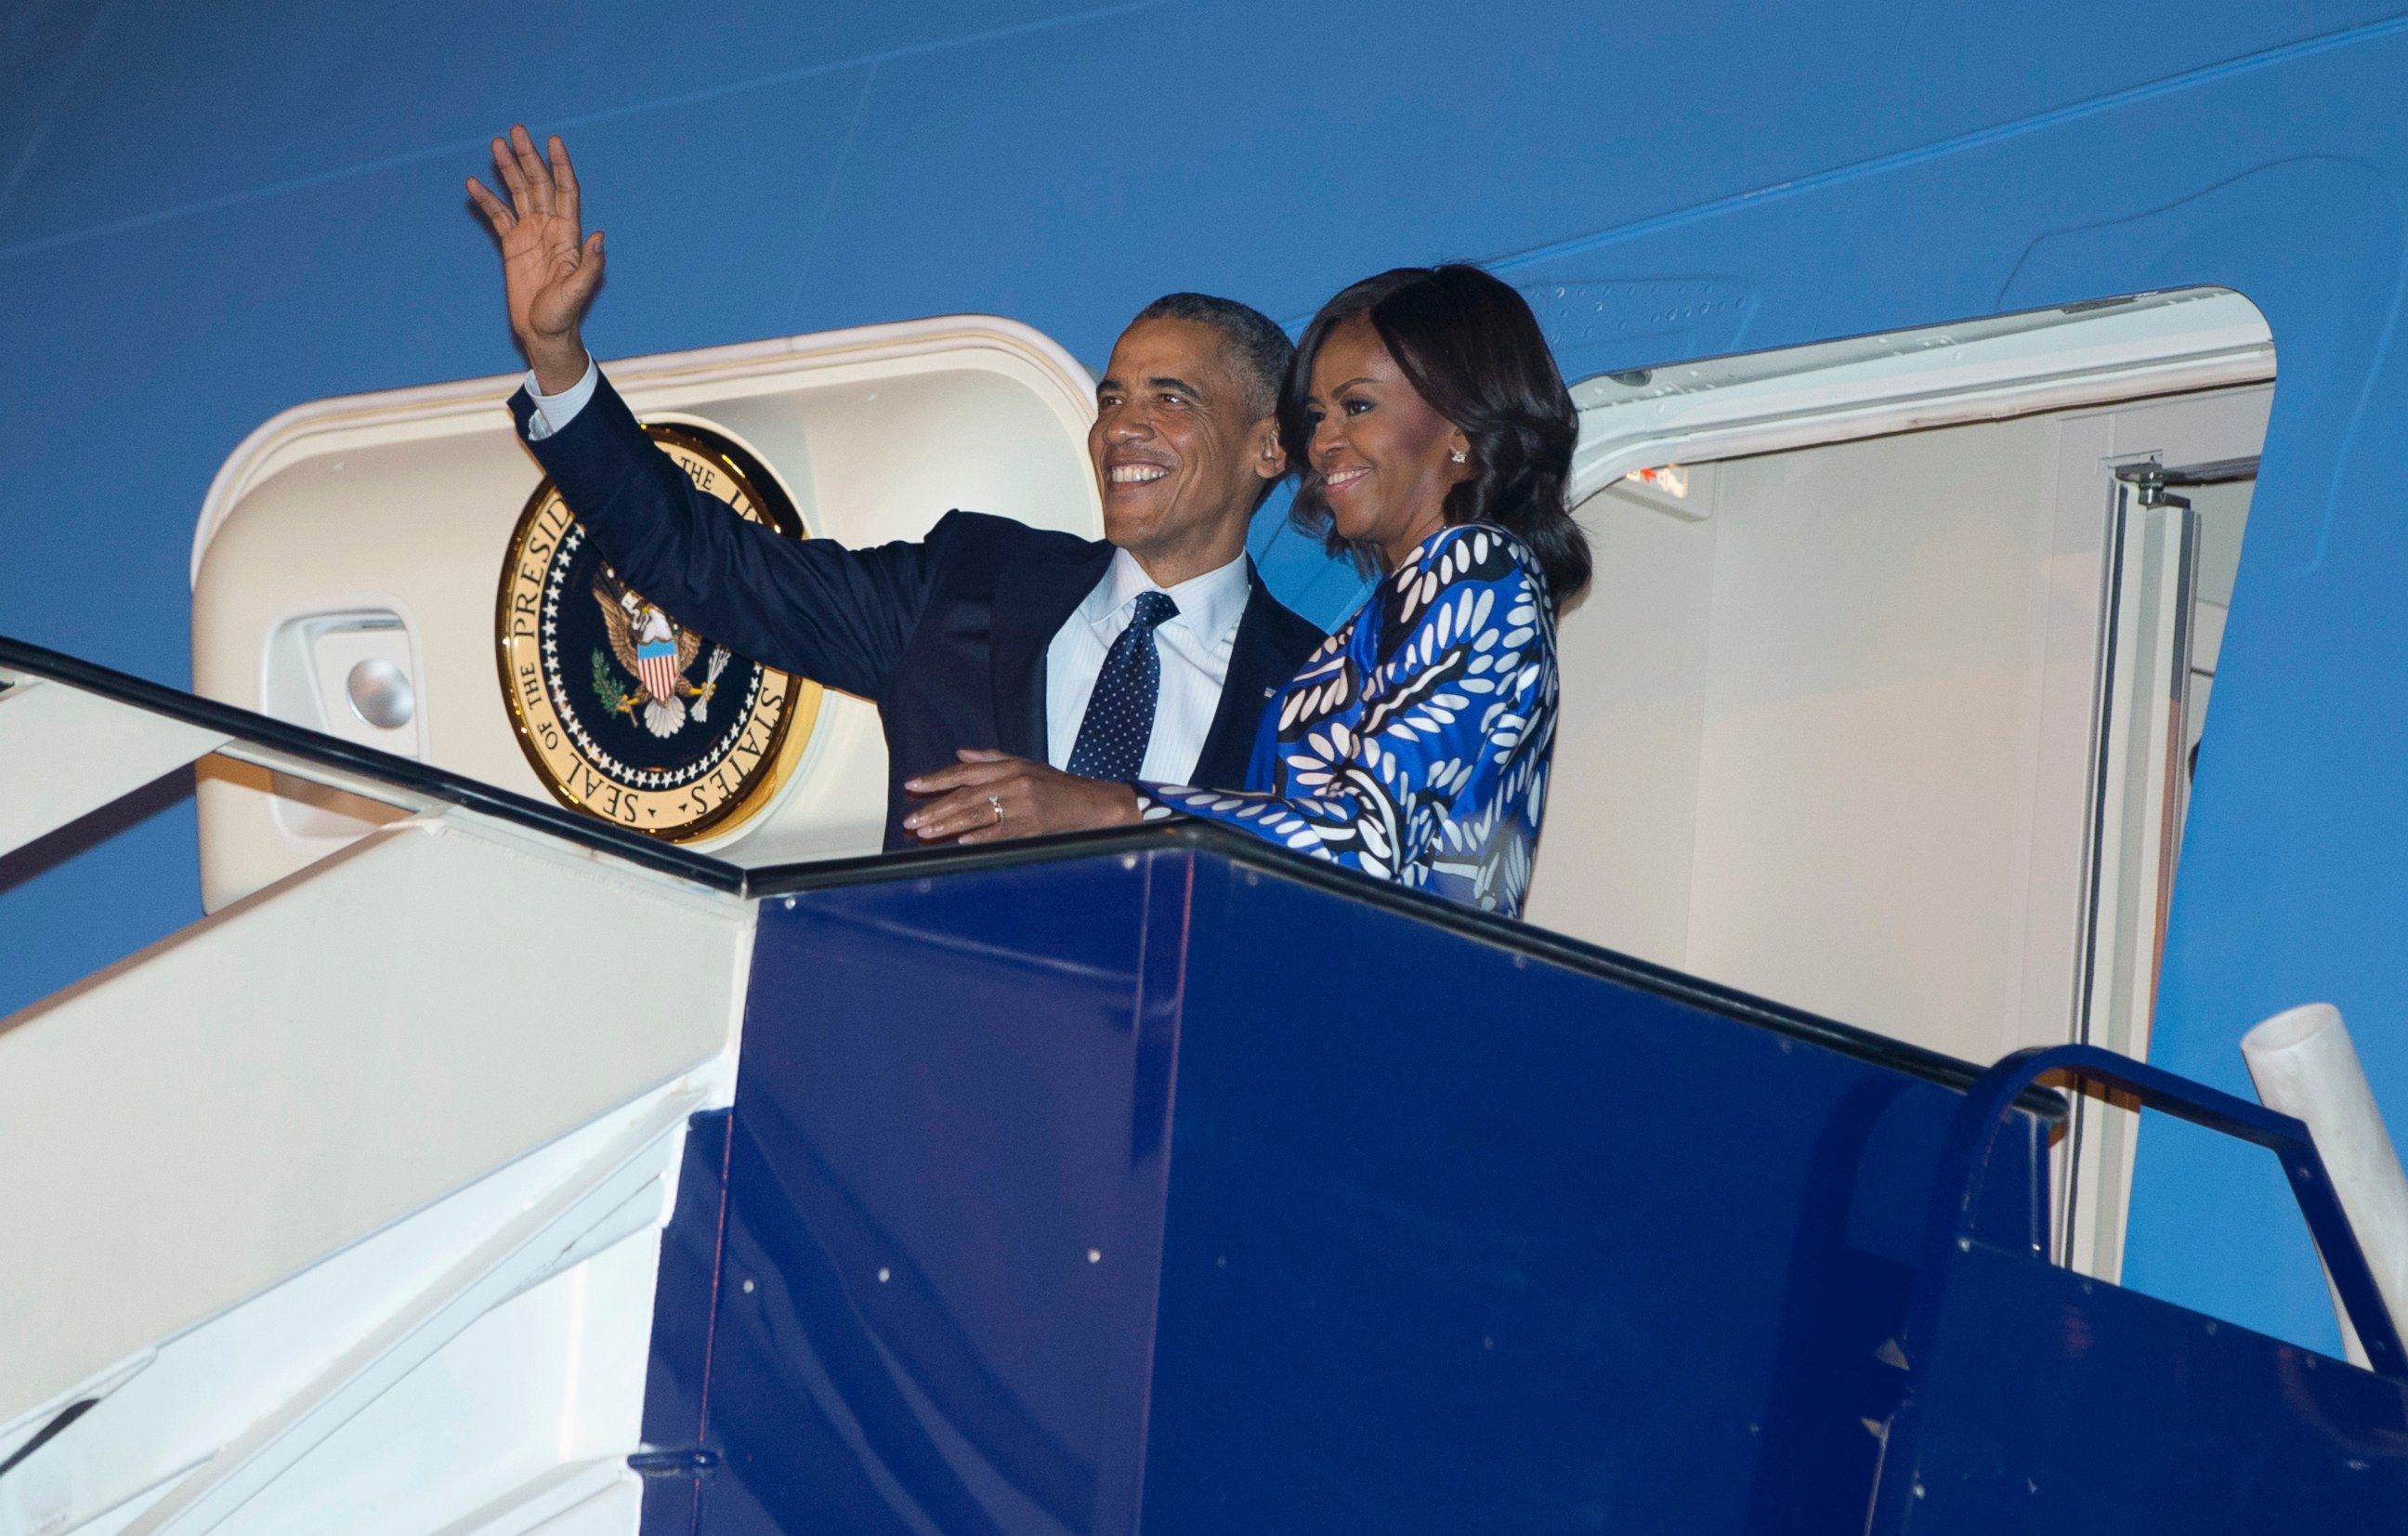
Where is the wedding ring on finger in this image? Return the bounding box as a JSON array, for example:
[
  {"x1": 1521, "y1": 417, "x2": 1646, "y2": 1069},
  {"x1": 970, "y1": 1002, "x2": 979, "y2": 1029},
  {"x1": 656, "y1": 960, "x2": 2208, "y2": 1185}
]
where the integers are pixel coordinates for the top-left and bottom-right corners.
[{"x1": 987, "y1": 793, "x2": 1004, "y2": 825}]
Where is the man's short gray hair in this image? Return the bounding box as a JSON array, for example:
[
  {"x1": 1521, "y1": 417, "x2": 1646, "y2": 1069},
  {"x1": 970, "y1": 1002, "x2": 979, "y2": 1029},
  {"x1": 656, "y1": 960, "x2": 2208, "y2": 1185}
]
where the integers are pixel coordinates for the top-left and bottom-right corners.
[{"x1": 1130, "y1": 292, "x2": 1293, "y2": 420}]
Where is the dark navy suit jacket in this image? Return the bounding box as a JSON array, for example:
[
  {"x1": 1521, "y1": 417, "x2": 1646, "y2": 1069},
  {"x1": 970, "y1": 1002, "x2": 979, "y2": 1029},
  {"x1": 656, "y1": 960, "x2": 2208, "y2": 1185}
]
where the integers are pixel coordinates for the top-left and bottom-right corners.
[{"x1": 510, "y1": 374, "x2": 1324, "y2": 850}]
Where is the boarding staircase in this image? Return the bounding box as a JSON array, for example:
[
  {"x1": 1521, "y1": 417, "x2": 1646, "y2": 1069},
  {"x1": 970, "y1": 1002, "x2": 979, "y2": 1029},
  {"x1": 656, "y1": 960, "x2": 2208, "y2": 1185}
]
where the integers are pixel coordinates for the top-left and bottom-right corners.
[{"x1": 3, "y1": 634, "x2": 2403, "y2": 1535}]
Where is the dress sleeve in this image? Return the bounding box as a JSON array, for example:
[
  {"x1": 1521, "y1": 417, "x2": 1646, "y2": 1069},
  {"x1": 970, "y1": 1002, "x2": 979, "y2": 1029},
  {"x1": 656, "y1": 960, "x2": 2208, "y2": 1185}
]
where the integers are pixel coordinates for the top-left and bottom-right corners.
[
  {"x1": 1140, "y1": 528, "x2": 1549, "y2": 884},
  {"x1": 516, "y1": 370, "x2": 936, "y2": 701}
]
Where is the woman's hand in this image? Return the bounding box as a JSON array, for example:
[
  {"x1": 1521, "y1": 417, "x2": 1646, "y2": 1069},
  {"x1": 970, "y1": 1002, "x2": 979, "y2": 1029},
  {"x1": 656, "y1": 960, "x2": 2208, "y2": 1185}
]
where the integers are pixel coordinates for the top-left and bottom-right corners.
[
  {"x1": 466, "y1": 125, "x2": 604, "y2": 394},
  {"x1": 903, "y1": 750, "x2": 1143, "y2": 845}
]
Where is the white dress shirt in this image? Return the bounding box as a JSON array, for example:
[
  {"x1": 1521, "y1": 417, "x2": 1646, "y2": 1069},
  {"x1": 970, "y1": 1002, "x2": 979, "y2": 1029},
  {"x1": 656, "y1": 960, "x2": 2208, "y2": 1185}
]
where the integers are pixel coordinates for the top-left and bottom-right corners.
[
  {"x1": 1042, "y1": 546, "x2": 1250, "y2": 782},
  {"x1": 523, "y1": 361, "x2": 1251, "y2": 782},
  {"x1": 521, "y1": 358, "x2": 599, "y2": 440}
]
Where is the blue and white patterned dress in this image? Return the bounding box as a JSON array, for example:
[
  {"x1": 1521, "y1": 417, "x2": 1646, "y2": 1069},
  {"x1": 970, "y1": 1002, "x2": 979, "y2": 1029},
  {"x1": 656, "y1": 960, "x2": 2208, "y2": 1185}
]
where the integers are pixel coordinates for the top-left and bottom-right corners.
[{"x1": 1142, "y1": 522, "x2": 1560, "y2": 917}]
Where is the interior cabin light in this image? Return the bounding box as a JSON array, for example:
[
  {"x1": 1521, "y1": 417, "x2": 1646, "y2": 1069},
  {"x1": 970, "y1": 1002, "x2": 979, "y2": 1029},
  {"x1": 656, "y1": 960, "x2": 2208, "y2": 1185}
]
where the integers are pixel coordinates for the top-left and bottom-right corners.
[{"x1": 1625, "y1": 464, "x2": 1689, "y2": 499}]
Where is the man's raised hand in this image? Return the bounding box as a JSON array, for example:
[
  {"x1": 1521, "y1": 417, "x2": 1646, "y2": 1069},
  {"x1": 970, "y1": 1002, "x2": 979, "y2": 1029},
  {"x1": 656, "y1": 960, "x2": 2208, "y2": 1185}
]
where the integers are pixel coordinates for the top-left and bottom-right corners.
[{"x1": 466, "y1": 125, "x2": 603, "y2": 394}]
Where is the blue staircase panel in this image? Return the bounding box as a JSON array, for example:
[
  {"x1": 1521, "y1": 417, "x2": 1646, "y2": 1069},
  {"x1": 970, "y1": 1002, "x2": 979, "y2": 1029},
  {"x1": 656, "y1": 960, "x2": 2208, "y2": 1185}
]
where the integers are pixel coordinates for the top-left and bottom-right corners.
[
  {"x1": 1871, "y1": 1244, "x2": 2408, "y2": 1533},
  {"x1": 1865, "y1": 1043, "x2": 2408, "y2": 1534},
  {"x1": 635, "y1": 1109, "x2": 735, "y2": 1530},
  {"x1": 639, "y1": 840, "x2": 2051, "y2": 1533},
  {"x1": 1141, "y1": 859, "x2": 2039, "y2": 1533}
]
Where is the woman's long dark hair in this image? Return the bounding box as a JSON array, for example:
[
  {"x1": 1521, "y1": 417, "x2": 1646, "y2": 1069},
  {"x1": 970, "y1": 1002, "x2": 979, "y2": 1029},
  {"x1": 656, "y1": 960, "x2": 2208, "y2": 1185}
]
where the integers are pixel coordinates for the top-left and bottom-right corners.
[{"x1": 1282, "y1": 264, "x2": 1589, "y2": 611}]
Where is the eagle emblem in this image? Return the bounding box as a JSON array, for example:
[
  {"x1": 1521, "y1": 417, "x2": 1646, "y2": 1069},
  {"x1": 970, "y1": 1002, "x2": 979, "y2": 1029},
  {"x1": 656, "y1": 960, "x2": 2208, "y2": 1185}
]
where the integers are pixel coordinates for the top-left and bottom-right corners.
[
  {"x1": 589, "y1": 570, "x2": 729, "y2": 738},
  {"x1": 500, "y1": 419, "x2": 819, "y2": 842}
]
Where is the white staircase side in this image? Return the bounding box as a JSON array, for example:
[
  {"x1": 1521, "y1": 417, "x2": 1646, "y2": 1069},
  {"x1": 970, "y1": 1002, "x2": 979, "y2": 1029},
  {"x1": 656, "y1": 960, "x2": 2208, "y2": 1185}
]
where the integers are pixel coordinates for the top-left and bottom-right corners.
[
  {"x1": 119, "y1": 1088, "x2": 703, "y2": 1536},
  {"x1": 1, "y1": 1076, "x2": 709, "y2": 1536},
  {"x1": 0, "y1": 675, "x2": 229, "y2": 860},
  {"x1": 0, "y1": 811, "x2": 755, "y2": 1432}
]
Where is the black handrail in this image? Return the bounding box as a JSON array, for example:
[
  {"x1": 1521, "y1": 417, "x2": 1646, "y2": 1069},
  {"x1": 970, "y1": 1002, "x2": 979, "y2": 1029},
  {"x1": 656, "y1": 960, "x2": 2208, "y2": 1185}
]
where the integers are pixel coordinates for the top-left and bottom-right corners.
[
  {"x1": 3, "y1": 631, "x2": 2063, "y2": 1119},
  {"x1": 0, "y1": 635, "x2": 746, "y2": 894}
]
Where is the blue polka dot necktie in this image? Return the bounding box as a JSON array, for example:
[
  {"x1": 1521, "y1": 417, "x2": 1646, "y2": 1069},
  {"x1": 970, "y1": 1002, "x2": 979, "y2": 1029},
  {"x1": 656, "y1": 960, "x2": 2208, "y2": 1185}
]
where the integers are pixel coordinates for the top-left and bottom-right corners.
[{"x1": 1067, "y1": 590, "x2": 1179, "y2": 780}]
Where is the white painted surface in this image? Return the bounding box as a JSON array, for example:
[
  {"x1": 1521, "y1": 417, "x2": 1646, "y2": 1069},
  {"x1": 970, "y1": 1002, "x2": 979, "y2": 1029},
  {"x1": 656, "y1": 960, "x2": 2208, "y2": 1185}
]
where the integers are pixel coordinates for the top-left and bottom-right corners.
[
  {"x1": 0, "y1": 676, "x2": 228, "y2": 860},
  {"x1": 1567, "y1": 286, "x2": 2271, "y2": 493},
  {"x1": 0, "y1": 665, "x2": 739, "y2": 1529},
  {"x1": 121, "y1": 1092, "x2": 700, "y2": 1536},
  {"x1": 434, "y1": 1461, "x2": 642, "y2": 1536},
  {"x1": 0, "y1": 814, "x2": 752, "y2": 1426},
  {"x1": 1542, "y1": 291, "x2": 2275, "y2": 1063},
  {"x1": 191, "y1": 317, "x2": 1102, "y2": 905},
  {"x1": 0, "y1": 1080, "x2": 703, "y2": 1536},
  {"x1": 1693, "y1": 419, "x2": 2054, "y2": 1051},
  {"x1": 1538, "y1": 477, "x2": 1718, "y2": 965},
  {"x1": 1536, "y1": 414, "x2": 2077, "y2": 1065},
  {"x1": 2244, "y1": 1004, "x2": 2408, "y2": 1368},
  {"x1": 1529, "y1": 383, "x2": 2271, "y2": 1080}
]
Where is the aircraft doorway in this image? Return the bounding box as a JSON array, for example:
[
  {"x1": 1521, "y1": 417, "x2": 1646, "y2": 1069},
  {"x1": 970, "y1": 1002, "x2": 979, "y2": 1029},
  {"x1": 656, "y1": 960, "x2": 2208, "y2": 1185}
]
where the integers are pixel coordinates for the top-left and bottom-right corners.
[{"x1": 1525, "y1": 290, "x2": 2271, "y2": 1278}]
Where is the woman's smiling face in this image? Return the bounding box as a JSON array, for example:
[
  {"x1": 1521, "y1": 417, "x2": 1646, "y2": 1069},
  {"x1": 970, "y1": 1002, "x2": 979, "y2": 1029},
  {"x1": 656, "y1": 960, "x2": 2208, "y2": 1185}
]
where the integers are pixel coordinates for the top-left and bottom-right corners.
[{"x1": 1302, "y1": 314, "x2": 1471, "y2": 568}]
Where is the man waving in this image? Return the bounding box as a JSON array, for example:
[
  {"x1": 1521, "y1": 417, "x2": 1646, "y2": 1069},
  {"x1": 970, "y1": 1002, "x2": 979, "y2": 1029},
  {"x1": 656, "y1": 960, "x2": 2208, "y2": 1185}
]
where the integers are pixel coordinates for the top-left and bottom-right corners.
[{"x1": 468, "y1": 126, "x2": 1321, "y2": 848}]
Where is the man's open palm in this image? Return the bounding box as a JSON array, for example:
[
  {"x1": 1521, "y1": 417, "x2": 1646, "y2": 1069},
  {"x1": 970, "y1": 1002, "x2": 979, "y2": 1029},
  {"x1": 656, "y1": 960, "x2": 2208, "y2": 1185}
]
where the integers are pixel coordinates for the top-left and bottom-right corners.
[{"x1": 467, "y1": 126, "x2": 603, "y2": 391}]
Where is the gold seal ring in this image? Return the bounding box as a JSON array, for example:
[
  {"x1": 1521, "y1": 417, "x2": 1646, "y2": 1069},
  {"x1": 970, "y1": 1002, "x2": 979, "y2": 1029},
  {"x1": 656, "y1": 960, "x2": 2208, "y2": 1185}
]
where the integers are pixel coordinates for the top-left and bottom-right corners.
[
  {"x1": 987, "y1": 793, "x2": 1004, "y2": 824},
  {"x1": 495, "y1": 420, "x2": 820, "y2": 843}
]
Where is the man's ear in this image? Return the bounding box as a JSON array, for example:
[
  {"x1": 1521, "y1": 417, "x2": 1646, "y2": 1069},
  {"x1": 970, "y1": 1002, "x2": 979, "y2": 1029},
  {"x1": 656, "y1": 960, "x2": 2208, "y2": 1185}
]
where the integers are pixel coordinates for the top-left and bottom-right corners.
[{"x1": 1251, "y1": 416, "x2": 1288, "y2": 480}]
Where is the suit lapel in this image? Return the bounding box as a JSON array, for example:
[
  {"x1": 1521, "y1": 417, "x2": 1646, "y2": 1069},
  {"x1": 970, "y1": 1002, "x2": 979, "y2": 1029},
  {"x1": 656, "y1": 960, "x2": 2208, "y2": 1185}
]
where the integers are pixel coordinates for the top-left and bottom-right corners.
[
  {"x1": 991, "y1": 540, "x2": 1115, "y2": 762},
  {"x1": 1193, "y1": 576, "x2": 1296, "y2": 790}
]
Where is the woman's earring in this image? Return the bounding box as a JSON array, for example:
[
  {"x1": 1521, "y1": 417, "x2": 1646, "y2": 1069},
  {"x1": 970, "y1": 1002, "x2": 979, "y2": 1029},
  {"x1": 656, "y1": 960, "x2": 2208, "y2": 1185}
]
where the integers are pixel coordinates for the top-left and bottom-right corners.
[{"x1": 1449, "y1": 449, "x2": 1469, "y2": 464}]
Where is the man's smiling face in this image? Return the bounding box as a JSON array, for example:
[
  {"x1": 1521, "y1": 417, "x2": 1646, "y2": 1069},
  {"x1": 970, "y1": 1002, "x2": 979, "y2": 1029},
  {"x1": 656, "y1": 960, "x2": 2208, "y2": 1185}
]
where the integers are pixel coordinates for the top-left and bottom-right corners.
[{"x1": 1088, "y1": 317, "x2": 1283, "y2": 584}]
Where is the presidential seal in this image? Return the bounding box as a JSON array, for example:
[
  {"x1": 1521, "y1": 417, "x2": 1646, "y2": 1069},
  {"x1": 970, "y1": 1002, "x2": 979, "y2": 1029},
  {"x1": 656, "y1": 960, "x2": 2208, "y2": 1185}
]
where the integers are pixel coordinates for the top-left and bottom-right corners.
[{"x1": 496, "y1": 421, "x2": 818, "y2": 842}]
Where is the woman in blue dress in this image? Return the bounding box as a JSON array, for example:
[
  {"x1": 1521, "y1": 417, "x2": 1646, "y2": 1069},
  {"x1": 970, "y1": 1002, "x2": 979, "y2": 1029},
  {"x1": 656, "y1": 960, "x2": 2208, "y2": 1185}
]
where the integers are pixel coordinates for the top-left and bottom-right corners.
[
  {"x1": 1137, "y1": 265, "x2": 1586, "y2": 916},
  {"x1": 907, "y1": 265, "x2": 1586, "y2": 919}
]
